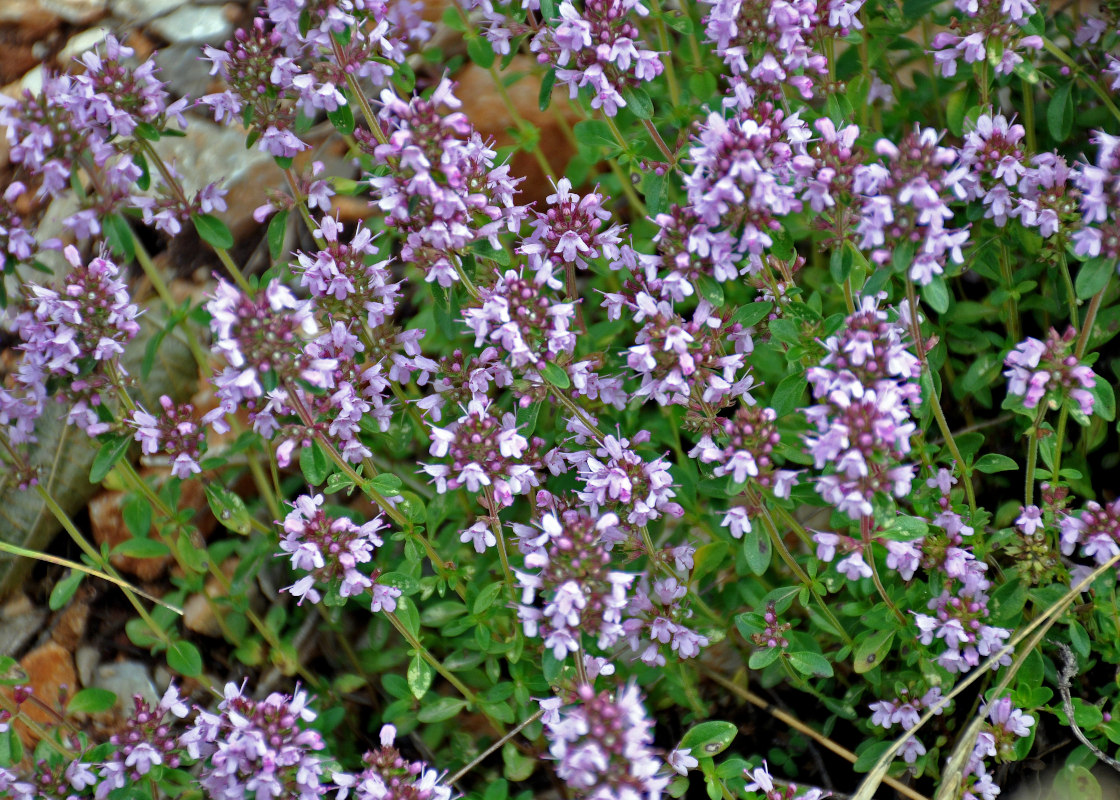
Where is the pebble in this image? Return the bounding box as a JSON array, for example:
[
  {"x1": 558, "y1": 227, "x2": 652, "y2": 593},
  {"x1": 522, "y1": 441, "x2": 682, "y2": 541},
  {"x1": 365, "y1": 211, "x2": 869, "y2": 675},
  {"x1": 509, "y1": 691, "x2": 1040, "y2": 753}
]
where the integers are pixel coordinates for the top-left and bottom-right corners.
[
  {"x1": 109, "y1": 0, "x2": 187, "y2": 24},
  {"x1": 149, "y1": 4, "x2": 233, "y2": 44}
]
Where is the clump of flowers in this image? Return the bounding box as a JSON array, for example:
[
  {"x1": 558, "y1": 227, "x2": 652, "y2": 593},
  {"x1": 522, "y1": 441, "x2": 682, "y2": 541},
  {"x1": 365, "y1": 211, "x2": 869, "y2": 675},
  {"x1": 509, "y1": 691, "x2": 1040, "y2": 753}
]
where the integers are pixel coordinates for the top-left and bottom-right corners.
[
  {"x1": 1003, "y1": 326, "x2": 1096, "y2": 416},
  {"x1": 868, "y1": 686, "x2": 947, "y2": 763},
  {"x1": 277, "y1": 493, "x2": 399, "y2": 612},
  {"x1": 181, "y1": 681, "x2": 330, "y2": 800},
  {"x1": 96, "y1": 685, "x2": 191, "y2": 797},
  {"x1": 624, "y1": 576, "x2": 710, "y2": 665},
  {"x1": 130, "y1": 395, "x2": 206, "y2": 479},
  {"x1": 1060, "y1": 496, "x2": 1120, "y2": 569},
  {"x1": 930, "y1": 0, "x2": 1043, "y2": 79},
  {"x1": 802, "y1": 297, "x2": 919, "y2": 520},
  {"x1": 912, "y1": 569, "x2": 1012, "y2": 674},
  {"x1": 540, "y1": 681, "x2": 669, "y2": 799},
  {"x1": 514, "y1": 509, "x2": 634, "y2": 660},
  {"x1": 334, "y1": 724, "x2": 453, "y2": 800},
  {"x1": 529, "y1": 0, "x2": 664, "y2": 116},
  {"x1": 424, "y1": 398, "x2": 543, "y2": 505}
]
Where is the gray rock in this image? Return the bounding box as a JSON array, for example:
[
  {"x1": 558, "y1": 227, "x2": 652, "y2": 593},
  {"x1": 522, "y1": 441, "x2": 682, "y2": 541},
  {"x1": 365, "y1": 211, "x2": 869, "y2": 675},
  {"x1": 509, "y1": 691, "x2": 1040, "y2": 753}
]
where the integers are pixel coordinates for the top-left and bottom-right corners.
[
  {"x1": 0, "y1": 594, "x2": 46, "y2": 659},
  {"x1": 39, "y1": 0, "x2": 107, "y2": 24},
  {"x1": 110, "y1": 0, "x2": 187, "y2": 24},
  {"x1": 91, "y1": 660, "x2": 159, "y2": 711},
  {"x1": 150, "y1": 5, "x2": 232, "y2": 44}
]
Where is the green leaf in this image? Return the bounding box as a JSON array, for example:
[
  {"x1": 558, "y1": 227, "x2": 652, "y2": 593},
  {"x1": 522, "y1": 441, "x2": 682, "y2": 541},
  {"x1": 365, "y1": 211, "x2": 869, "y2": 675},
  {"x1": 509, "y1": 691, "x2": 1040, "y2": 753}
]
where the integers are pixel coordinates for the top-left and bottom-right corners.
[
  {"x1": 167, "y1": 640, "x2": 203, "y2": 677},
  {"x1": 49, "y1": 570, "x2": 84, "y2": 611},
  {"x1": 741, "y1": 524, "x2": 772, "y2": 576},
  {"x1": 327, "y1": 101, "x2": 355, "y2": 136},
  {"x1": 787, "y1": 651, "x2": 833, "y2": 677},
  {"x1": 90, "y1": 434, "x2": 134, "y2": 483},
  {"x1": 539, "y1": 69, "x2": 557, "y2": 111},
  {"x1": 472, "y1": 582, "x2": 505, "y2": 616},
  {"x1": 417, "y1": 696, "x2": 468, "y2": 723},
  {"x1": 662, "y1": 10, "x2": 693, "y2": 34},
  {"x1": 853, "y1": 740, "x2": 893, "y2": 773},
  {"x1": 853, "y1": 629, "x2": 894, "y2": 674},
  {"x1": 369, "y1": 473, "x2": 403, "y2": 497},
  {"x1": 1048, "y1": 82, "x2": 1074, "y2": 142},
  {"x1": 541, "y1": 361, "x2": 571, "y2": 389},
  {"x1": 267, "y1": 209, "x2": 289, "y2": 261},
  {"x1": 204, "y1": 484, "x2": 253, "y2": 535},
  {"x1": 467, "y1": 36, "x2": 495, "y2": 69},
  {"x1": 881, "y1": 514, "x2": 928, "y2": 541},
  {"x1": 748, "y1": 647, "x2": 781, "y2": 669},
  {"x1": 67, "y1": 687, "x2": 117, "y2": 714},
  {"x1": 678, "y1": 721, "x2": 738, "y2": 757},
  {"x1": 112, "y1": 537, "x2": 171, "y2": 559},
  {"x1": 539, "y1": 0, "x2": 556, "y2": 20},
  {"x1": 691, "y1": 541, "x2": 729, "y2": 585},
  {"x1": 516, "y1": 401, "x2": 541, "y2": 437},
  {"x1": 696, "y1": 275, "x2": 725, "y2": 307},
  {"x1": 641, "y1": 171, "x2": 668, "y2": 217},
  {"x1": 1075, "y1": 257, "x2": 1112, "y2": 300},
  {"x1": 104, "y1": 213, "x2": 136, "y2": 262},
  {"x1": 1091, "y1": 380, "x2": 1116, "y2": 422},
  {"x1": 502, "y1": 741, "x2": 536, "y2": 781},
  {"x1": 134, "y1": 151, "x2": 151, "y2": 191},
  {"x1": 191, "y1": 213, "x2": 235, "y2": 250},
  {"x1": 408, "y1": 653, "x2": 433, "y2": 699},
  {"x1": 299, "y1": 440, "x2": 331, "y2": 486},
  {"x1": 122, "y1": 494, "x2": 153, "y2": 540},
  {"x1": 622, "y1": 86, "x2": 654, "y2": 119},
  {"x1": 732, "y1": 301, "x2": 773, "y2": 329},
  {"x1": 973, "y1": 453, "x2": 1018, "y2": 473},
  {"x1": 135, "y1": 121, "x2": 161, "y2": 141},
  {"x1": 921, "y1": 276, "x2": 950, "y2": 314},
  {"x1": 770, "y1": 373, "x2": 807, "y2": 418}
]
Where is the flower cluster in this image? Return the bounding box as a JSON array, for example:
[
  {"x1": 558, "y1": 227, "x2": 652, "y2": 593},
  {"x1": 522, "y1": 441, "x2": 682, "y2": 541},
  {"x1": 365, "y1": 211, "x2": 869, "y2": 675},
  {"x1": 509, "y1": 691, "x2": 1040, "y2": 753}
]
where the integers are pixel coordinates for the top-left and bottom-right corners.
[
  {"x1": 1003, "y1": 326, "x2": 1096, "y2": 416},
  {"x1": 853, "y1": 126, "x2": 969, "y2": 285},
  {"x1": 366, "y1": 78, "x2": 524, "y2": 288},
  {"x1": 682, "y1": 96, "x2": 809, "y2": 271},
  {"x1": 463, "y1": 268, "x2": 577, "y2": 374},
  {"x1": 802, "y1": 297, "x2": 919, "y2": 519},
  {"x1": 957, "y1": 697, "x2": 1035, "y2": 800},
  {"x1": 424, "y1": 399, "x2": 543, "y2": 504},
  {"x1": 623, "y1": 576, "x2": 709, "y2": 665},
  {"x1": 540, "y1": 681, "x2": 669, "y2": 799},
  {"x1": 565, "y1": 431, "x2": 683, "y2": 532},
  {"x1": 1073, "y1": 130, "x2": 1120, "y2": 260},
  {"x1": 514, "y1": 509, "x2": 634, "y2": 659},
  {"x1": 334, "y1": 724, "x2": 452, "y2": 800},
  {"x1": 96, "y1": 685, "x2": 191, "y2": 797},
  {"x1": 182, "y1": 681, "x2": 330, "y2": 800},
  {"x1": 1060, "y1": 496, "x2": 1120, "y2": 569},
  {"x1": 931, "y1": 0, "x2": 1043, "y2": 79},
  {"x1": 955, "y1": 112, "x2": 1027, "y2": 227},
  {"x1": 912, "y1": 568, "x2": 1012, "y2": 674},
  {"x1": 130, "y1": 395, "x2": 206, "y2": 479},
  {"x1": 868, "y1": 686, "x2": 946, "y2": 763},
  {"x1": 699, "y1": 0, "x2": 857, "y2": 97},
  {"x1": 520, "y1": 178, "x2": 624, "y2": 283},
  {"x1": 530, "y1": 0, "x2": 664, "y2": 116},
  {"x1": 9, "y1": 246, "x2": 141, "y2": 438},
  {"x1": 277, "y1": 493, "x2": 399, "y2": 612}
]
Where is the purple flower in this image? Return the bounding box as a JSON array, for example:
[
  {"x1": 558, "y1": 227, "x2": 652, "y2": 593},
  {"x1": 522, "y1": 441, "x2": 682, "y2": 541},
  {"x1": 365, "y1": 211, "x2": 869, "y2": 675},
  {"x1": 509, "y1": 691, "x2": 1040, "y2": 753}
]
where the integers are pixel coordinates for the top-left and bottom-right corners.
[
  {"x1": 96, "y1": 684, "x2": 190, "y2": 798},
  {"x1": 513, "y1": 509, "x2": 634, "y2": 659},
  {"x1": 129, "y1": 395, "x2": 205, "y2": 479},
  {"x1": 623, "y1": 576, "x2": 709, "y2": 665},
  {"x1": 182, "y1": 681, "x2": 330, "y2": 800},
  {"x1": 333, "y1": 724, "x2": 452, "y2": 800},
  {"x1": 541, "y1": 681, "x2": 669, "y2": 798},
  {"x1": 1003, "y1": 327, "x2": 1097, "y2": 416},
  {"x1": 277, "y1": 493, "x2": 397, "y2": 610},
  {"x1": 531, "y1": 0, "x2": 663, "y2": 116},
  {"x1": 1060, "y1": 497, "x2": 1120, "y2": 567}
]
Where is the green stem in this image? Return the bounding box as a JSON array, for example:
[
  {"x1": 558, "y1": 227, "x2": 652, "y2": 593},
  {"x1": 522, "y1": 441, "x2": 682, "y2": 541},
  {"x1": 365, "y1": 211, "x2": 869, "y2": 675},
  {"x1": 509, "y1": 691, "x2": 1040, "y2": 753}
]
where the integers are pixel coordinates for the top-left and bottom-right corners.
[
  {"x1": 1021, "y1": 77, "x2": 1037, "y2": 155},
  {"x1": 1057, "y1": 247, "x2": 1079, "y2": 324},
  {"x1": 35, "y1": 484, "x2": 175, "y2": 649},
  {"x1": 332, "y1": 38, "x2": 389, "y2": 146},
  {"x1": 905, "y1": 280, "x2": 978, "y2": 515},
  {"x1": 482, "y1": 487, "x2": 515, "y2": 595},
  {"x1": 137, "y1": 140, "x2": 253, "y2": 295},
  {"x1": 755, "y1": 499, "x2": 854, "y2": 648},
  {"x1": 384, "y1": 611, "x2": 482, "y2": 707},
  {"x1": 1023, "y1": 404, "x2": 1048, "y2": 507},
  {"x1": 998, "y1": 241, "x2": 1022, "y2": 342}
]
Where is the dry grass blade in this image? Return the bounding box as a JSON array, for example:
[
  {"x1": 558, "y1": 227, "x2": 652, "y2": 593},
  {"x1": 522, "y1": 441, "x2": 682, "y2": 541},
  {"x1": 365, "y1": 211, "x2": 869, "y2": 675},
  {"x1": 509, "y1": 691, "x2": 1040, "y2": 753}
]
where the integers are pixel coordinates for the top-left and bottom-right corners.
[{"x1": 852, "y1": 551, "x2": 1120, "y2": 800}]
